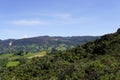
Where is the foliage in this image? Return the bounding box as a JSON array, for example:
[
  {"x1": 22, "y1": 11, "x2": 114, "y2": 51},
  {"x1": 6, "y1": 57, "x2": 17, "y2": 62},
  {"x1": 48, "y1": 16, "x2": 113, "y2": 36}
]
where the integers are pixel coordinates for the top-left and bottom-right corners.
[
  {"x1": 0, "y1": 29, "x2": 120, "y2": 80},
  {"x1": 6, "y1": 61, "x2": 20, "y2": 67},
  {"x1": 0, "y1": 36, "x2": 98, "y2": 54}
]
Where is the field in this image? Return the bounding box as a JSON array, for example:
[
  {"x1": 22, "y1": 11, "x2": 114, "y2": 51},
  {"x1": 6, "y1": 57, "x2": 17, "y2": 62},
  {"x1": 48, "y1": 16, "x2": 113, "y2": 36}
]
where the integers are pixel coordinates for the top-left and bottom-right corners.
[
  {"x1": 0, "y1": 51, "x2": 47, "y2": 67},
  {"x1": 27, "y1": 51, "x2": 46, "y2": 58},
  {"x1": 6, "y1": 61, "x2": 20, "y2": 67}
]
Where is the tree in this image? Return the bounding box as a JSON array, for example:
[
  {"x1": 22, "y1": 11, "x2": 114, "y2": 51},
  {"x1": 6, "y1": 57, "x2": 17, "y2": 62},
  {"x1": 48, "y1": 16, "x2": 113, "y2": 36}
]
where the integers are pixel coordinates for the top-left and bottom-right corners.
[{"x1": 116, "y1": 28, "x2": 120, "y2": 34}]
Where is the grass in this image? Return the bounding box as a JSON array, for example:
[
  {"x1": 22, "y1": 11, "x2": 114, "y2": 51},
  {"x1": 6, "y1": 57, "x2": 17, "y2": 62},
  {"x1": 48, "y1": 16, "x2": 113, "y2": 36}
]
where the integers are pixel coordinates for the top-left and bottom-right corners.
[
  {"x1": 0, "y1": 54, "x2": 13, "y2": 59},
  {"x1": 6, "y1": 61, "x2": 20, "y2": 67},
  {"x1": 28, "y1": 51, "x2": 47, "y2": 58},
  {"x1": 0, "y1": 51, "x2": 47, "y2": 60},
  {"x1": 1, "y1": 51, "x2": 47, "y2": 67}
]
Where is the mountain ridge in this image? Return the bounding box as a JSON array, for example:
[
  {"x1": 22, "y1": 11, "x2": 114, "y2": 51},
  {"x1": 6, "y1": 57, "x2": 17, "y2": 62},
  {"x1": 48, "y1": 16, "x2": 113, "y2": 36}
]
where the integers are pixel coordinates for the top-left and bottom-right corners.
[{"x1": 0, "y1": 36, "x2": 98, "y2": 54}]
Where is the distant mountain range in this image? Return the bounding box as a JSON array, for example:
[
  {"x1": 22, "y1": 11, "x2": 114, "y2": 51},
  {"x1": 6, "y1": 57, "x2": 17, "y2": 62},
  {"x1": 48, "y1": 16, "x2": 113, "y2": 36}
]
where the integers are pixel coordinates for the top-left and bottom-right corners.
[{"x1": 0, "y1": 36, "x2": 99, "y2": 54}]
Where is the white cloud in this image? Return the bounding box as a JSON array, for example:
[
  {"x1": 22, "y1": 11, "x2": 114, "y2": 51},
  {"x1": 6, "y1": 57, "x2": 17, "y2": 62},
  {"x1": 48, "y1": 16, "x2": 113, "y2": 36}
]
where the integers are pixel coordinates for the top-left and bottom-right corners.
[
  {"x1": 28, "y1": 12, "x2": 70, "y2": 17},
  {"x1": 7, "y1": 12, "x2": 94, "y2": 26},
  {"x1": 38, "y1": 13, "x2": 71, "y2": 18},
  {"x1": 8, "y1": 17, "x2": 93, "y2": 26},
  {"x1": 37, "y1": 13, "x2": 94, "y2": 25},
  {"x1": 47, "y1": 16, "x2": 94, "y2": 25},
  {"x1": 9, "y1": 20, "x2": 48, "y2": 26}
]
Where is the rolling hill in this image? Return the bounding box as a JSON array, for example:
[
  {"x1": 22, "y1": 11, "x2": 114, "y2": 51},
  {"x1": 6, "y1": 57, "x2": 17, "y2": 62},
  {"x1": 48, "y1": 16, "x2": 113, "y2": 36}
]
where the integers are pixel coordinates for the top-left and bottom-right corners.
[
  {"x1": 0, "y1": 36, "x2": 98, "y2": 54},
  {"x1": 0, "y1": 29, "x2": 120, "y2": 80}
]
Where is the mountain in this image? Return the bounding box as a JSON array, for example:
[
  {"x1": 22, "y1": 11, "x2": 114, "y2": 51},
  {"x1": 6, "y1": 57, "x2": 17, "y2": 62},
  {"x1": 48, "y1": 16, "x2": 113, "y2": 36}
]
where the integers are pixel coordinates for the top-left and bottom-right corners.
[
  {"x1": 0, "y1": 29, "x2": 120, "y2": 80},
  {"x1": 0, "y1": 36, "x2": 98, "y2": 54}
]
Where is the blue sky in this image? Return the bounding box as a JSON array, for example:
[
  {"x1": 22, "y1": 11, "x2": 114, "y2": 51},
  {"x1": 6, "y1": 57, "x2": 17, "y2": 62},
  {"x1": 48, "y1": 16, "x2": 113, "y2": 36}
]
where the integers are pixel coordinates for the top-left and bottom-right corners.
[{"x1": 0, "y1": 0, "x2": 120, "y2": 39}]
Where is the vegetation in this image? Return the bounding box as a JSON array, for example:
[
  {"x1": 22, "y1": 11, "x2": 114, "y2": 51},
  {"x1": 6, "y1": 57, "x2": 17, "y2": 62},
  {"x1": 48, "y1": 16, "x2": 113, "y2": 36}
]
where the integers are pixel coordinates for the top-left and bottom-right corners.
[
  {"x1": 6, "y1": 61, "x2": 20, "y2": 67},
  {"x1": 0, "y1": 36, "x2": 98, "y2": 54},
  {"x1": 0, "y1": 29, "x2": 120, "y2": 80},
  {"x1": 0, "y1": 51, "x2": 47, "y2": 68}
]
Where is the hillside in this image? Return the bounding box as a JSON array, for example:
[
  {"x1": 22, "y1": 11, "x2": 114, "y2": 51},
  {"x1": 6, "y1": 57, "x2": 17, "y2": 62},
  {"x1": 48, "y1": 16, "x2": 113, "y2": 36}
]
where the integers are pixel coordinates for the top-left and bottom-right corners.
[
  {"x1": 0, "y1": 36, "x2": 98, "y2": 54},
  {"x1": 0, "y1": 29, "x2": 120, "y2": 80}
]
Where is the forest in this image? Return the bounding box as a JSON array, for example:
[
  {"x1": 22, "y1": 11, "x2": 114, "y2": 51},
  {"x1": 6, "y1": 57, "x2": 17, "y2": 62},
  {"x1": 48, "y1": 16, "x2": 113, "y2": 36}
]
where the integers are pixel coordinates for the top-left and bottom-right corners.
[
  {"x1": 0, "y1": 36, "x2": 98, "y2": 54},
  {"x1": 0, "y1": 29, "x2": 120, "y2": 80}
]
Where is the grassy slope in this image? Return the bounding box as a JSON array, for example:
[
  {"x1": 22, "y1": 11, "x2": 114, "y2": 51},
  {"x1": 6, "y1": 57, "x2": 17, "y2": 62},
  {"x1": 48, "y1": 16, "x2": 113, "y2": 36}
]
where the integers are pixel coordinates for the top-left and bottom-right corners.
[
  {"x1": 6, "y1": 61, "x2": 20, "y2": 67},
  {"x1": 0, "y1": 54, "x2": 13, "y2": 59},
  {"x1": 27, "y1": 51, "x2": 46, "y2": 59},
  {"x1": 0, "y1": 51, "x2": 47, "y2": 67}
]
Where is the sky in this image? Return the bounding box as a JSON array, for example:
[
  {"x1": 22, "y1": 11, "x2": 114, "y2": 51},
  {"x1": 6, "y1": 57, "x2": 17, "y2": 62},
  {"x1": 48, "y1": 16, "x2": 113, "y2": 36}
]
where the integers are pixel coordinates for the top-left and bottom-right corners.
[{"x1": 0, "y1": 0, "x2": 120, "y2": 39}]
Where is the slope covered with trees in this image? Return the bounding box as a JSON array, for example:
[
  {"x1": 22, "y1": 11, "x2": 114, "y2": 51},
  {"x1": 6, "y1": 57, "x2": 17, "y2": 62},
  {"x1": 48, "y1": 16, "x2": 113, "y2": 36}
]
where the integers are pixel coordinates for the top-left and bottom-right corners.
[
  {"x1": 0, "y1": 29, "x2": 120, "y2": 80},
  {"x1": 0, "y1": 36, "x2": 98, "y2": 54}
]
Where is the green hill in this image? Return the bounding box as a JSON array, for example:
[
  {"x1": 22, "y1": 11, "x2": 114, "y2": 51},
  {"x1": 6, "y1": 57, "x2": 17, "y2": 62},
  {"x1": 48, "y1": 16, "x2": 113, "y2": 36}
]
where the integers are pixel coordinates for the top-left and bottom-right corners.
[
  {"x1": 0, "y1": 36, "x2": 98, "y2": 54},
  {"x1": 0, "y1": 29, "x2": 120, "y2": 80}
]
